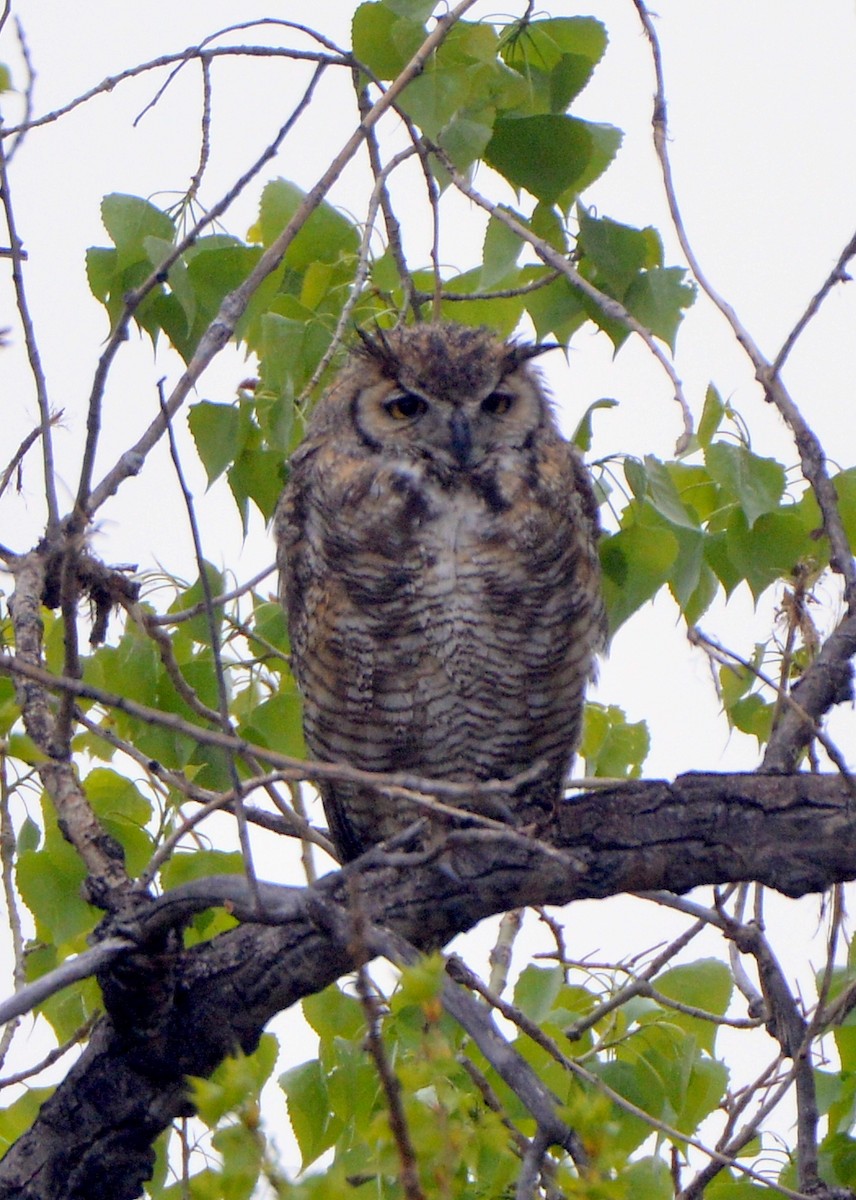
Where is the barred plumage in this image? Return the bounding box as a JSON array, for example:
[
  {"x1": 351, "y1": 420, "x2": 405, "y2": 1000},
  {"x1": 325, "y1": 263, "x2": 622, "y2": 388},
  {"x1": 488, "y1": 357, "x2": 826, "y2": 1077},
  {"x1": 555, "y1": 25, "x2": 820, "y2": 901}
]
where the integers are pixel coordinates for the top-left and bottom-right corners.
[{"x1": 275, "y1": 322, "x2": 605, "y2": 862}]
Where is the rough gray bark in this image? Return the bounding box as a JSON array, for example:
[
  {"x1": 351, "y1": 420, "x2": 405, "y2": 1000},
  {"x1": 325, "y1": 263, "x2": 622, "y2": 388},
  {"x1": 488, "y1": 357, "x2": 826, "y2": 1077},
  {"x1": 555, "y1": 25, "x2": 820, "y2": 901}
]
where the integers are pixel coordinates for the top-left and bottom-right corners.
[{"x1": 1, "y1": 770, "x2": 854, "y2": 1199}]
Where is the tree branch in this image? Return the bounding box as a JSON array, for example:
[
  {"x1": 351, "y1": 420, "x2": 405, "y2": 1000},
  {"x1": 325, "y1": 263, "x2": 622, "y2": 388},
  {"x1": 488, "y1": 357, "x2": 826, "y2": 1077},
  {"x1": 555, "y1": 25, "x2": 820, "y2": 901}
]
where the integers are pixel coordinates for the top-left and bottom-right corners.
[{"x1": 0, "y1": 772, "x2": 854, "y2": 1196}]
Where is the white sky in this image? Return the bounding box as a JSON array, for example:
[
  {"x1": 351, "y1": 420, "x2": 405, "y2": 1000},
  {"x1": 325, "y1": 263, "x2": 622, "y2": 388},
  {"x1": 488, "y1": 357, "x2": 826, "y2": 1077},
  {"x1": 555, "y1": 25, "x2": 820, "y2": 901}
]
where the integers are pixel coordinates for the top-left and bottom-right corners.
[{"x1": 1, "y1": 0, "x2": 855, "y2": 1178}]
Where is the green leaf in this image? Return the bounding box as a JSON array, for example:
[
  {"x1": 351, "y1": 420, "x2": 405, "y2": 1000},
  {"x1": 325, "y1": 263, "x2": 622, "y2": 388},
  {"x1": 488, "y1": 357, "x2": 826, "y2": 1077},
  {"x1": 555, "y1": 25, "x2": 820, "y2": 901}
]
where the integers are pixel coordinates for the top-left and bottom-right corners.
[
  {"x1": 85, "y1": 246, "x2": 118, "y2": 302},
  {"x1": 595, "y1": 1058, "x2": 665, "y2": 1153},
  {"x1": 85, "y1": 768, "x2": 153, "y2": 876},
  {"x1": 501, "y1": 17, "x2": 607, "y2": 114},
  {"x1": 227, "y1": 447, "x2": 286, "y2": 529},
  {"x1": 513, "y1": 965, "x2": 564, "y2": 1023},
  {"x1": 188, "y1": 401, "x2": 242, "y2": 486},
  {"x1": 100, "y1": 193, "x2": 174, "y2": 268},
  {"x1": 250, "y1": 179, "x2": 359, "y2": 269},
  {"x1": 303, "y1": 984, "x2": 365, "y2": 1043},
  {"x1": 400, "y1": 64, "x2": 471, "y2": 140},
  {"x1": 726, "y1": 508, "x2": 816, "y2": 601},
  {"x1": 600, "y1": 523, "x2": 678, "y2": 633},
  {"x1": 211, "y1": 1124, "x2": 263, "y2": 1200},
  {"x1": 666, "y1": 526, "x2": 705, "y2": 613},
  {"x1": 624, "y1": 266, "x2": 696, "y2": 351},
  {"x1": 481, "y1": 209, "x2": 523, "y2": 288},
  {"x1": 485, "y1": 115, "x2": 621, "y2": 205},
  {"x1": 160, "y1": 849, "x2": 244, "y2": 891},
  {"x1": 640, "y1": 455, "x2": 700, "y2": 530},
  {"x1": 667, "y1": 461, "x2": 720, "y2": 523},
  {"x1": 571, "y1": 397, "x2": 618, "y2": 452},
  {"x1": 707, "y1": 1175, "x2": 771, "y2": 1199},
  {"x1": 698, "y1": 384, "x2": 725, "y2": 448},
  {"x1": 382, "y1": 0, "x2": 435, "y2": 18},
  {"x1": 524, "y1": 271, "x2": 586, "y2": 342},
  {"x1": 530, "y1": 202, "x2": 567, "y2": 251},
  {"x1": 0, "y1": 1089, "x2": 54, "y2": 1155},
  {"x1": 437, "y1": 266, "x2": 525, "y2": 334},
  {"x1": 238, "y1": 691, "x2": 305, "y2": 758},
  {"x1": 676, "y1": 1057, "x2": 729, "y2": 1136},
  {"x1": 580, "y1": 702, "x2": 650, "y2": 778},
  {"x1": 705, "y1": 441, "x2": 786, "y2": 528},
  {"x1": 578, "y1": 207, "x2": 659, "y2": 293},
  {"x1": 730, "y1": 693, "x2": 775, "y2": 745},
  {"x1": 352, "y1": 2, "x2": 426, "y2": 79},
  {"x1": 168, "y1": 564, "x2": 226, "y2": 645},
  {"x1": 17, "y1": 841, "x2": 97, "y2": 946},
  {"x1": 622, "y1": 1156, "x2": 673, "y2": 1200},
  {"x1": 438, "y1": 110, "x2": 496, "y2": 172},
  {"x1": 281, "y1": 1059, "x2": 335, "y2": 1170},
  {"x1": 0, "y1": 63, "x2": 12, "y2": 93},
  {"x1": 655, "y1": 959, "x2": 733, "y2": 1053}
]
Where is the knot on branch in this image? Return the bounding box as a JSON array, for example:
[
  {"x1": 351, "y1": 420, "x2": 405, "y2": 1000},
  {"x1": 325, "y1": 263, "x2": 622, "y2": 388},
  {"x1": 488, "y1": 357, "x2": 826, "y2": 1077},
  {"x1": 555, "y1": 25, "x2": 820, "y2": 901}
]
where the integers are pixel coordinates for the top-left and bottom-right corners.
[
  {"x1": 40, "y1": 536, "x2": 139, "y2": 645},
  {"x1": 94, "y1": 891, "x2": 185, "y2": 1059}
]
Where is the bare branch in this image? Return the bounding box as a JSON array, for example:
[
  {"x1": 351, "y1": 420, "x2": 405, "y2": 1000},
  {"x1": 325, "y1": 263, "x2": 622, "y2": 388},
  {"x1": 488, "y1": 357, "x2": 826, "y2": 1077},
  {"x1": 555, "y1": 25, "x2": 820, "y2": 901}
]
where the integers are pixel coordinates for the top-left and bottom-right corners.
[
  {"x1": 0, "y1": 131, "x2": 59, "y2": 527},
  {"x1": 632, "y1": 0, "x2": 856, "y2": 609},
  {"x1": 83, "y1": 0, "x2": 482, "y2": 518},
  {"x1": 0, "y1": 411, "x2": 61, "y2": 504},
  {"x1": 356, "y1": 967, "x2": 426, "y2": 1200},
  {"x1": 73, "y1": 61, "x2": 328, "y2": 522},
  {"x1": 432, "y1": 142, "x2": 694, "y2": 452},
  {"x1": 0, "y1": 44, "x2": 349, "y2": 137},
  {"x1": 772, "y1": 229, "x2": 856, "y2": 376}
]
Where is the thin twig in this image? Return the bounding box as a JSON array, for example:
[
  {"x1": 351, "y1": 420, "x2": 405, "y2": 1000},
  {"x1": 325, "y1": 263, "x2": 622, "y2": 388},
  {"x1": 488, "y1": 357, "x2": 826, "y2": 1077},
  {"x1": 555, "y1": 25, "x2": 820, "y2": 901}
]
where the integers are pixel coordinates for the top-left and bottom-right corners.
[
  {"x1": 73, "y1": 61, "x2": 328, "y2": 523},
  {"x1": 447, "y1": 956, "x2": 810, "y2": 1200},
  {"x1": 0, "y1": 649, "x2": 551, "y2": 810},
  {"x1": 0, "y1": 44, "x2": 348, "y2": 137},
  {"x1": 632, "y1": 0, "x2": 856, "y2": 607},
  {"x1": 157, "y1": 379, "x2": 260, "y2": 905},
  {"x1": 772, "y1": 229, "x2": 856, "y2": 376},
  {"x1": 0, "y1": 127, "x2": 59, "y2": 528},
  {"x1": 356, "y1": 967, "x2": 425, "y2": 1200},
  {"x1": 688, "y1": 624, "x2": 856, "y2": 785},
  {"x1": 565, "y1": 889, "x2": 738, "y2": 1041},
  {"x1": 0, "y1": 412, "x2": 62, "y2": 503},
  {"x1": 356, "y1": 79, "x2": 422, "y2": 321},
  {"x1": 4, "y1": 17, "x2": 35, "y2": 161},
  {"x1": 184, "y1": 53, "x2": 212, "y2": 206},
  {"x1": 431, "y1": 141, "x2": 694, "y2": 451},
  {"x1": 84, "y1": 0, "x2": 482, "y2": 518},
  {"x1": 148, "y1": 564, "x2": 275, "y2": 623},
  {"x1": 0, "y1": 1015, "x2": 97, "y2": 1090}
]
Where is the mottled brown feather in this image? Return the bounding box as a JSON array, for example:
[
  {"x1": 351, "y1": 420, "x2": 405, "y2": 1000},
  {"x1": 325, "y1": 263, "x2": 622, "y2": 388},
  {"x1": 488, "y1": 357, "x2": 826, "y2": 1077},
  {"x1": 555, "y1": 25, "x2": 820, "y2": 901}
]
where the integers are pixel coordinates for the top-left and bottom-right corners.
[{"x1": 275, "y1": 323, "x2": 605, "y2": 861}]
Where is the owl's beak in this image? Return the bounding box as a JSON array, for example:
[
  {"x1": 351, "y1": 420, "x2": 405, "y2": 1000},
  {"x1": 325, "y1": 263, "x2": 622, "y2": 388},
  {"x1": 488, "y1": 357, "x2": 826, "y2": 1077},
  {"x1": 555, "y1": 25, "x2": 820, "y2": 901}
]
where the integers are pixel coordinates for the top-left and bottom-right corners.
[{"x1": 448, "y1": 410, "x2": 472, "y2": 466}]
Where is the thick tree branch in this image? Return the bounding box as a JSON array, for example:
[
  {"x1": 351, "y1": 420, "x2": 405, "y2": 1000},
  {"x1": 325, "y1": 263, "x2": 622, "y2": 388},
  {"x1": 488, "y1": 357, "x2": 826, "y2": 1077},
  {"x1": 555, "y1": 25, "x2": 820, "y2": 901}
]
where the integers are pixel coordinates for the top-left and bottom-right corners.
[{"x1": 1, "y1": 772, "x2": 854, "y2": 1198}]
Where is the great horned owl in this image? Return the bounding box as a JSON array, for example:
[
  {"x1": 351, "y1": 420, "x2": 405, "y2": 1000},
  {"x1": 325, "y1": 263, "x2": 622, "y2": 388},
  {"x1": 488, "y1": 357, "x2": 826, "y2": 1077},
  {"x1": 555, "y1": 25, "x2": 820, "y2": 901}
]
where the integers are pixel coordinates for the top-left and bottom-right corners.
[{"x1": 275, "y1": 322, "x2": 605, "y2": 862}]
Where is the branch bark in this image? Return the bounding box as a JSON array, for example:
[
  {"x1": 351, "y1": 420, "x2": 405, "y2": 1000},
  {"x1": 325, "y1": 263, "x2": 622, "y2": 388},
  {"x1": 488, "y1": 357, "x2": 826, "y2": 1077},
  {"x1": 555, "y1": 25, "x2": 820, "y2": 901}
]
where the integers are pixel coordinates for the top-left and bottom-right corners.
[{"x1": 0, "y1": 771, "x2": 853, "y2": 1199}]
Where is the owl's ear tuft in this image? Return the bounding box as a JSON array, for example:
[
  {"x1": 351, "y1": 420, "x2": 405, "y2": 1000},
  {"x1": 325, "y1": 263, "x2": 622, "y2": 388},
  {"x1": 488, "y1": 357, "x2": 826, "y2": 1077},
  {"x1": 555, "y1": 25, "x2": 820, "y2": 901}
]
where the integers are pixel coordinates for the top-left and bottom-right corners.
[
  {"x1": 355, "y1": 324, "x2": 400, "y2": 377},
  {"x1": 503, "y1": 340, "x2": 561, "y2": 373}
]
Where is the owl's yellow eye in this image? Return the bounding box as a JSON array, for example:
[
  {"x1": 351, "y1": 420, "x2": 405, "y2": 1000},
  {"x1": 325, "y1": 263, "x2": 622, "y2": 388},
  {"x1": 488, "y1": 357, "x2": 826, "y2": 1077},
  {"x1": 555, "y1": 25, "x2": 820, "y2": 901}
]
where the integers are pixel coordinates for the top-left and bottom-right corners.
[
  {"x1": 384, "y1": 393, "x2": 427, "y2": 421},
  {"x1": 481, "y1": 391, "x2": 514, "y2": 416}
]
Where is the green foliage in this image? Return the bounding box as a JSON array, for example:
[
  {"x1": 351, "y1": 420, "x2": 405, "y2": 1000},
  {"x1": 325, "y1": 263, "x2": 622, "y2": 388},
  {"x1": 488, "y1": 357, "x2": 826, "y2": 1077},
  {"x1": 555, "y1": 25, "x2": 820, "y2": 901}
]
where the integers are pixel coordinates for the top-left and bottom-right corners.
[
  {"x1": 597, "y1": 436, "x2": 828, "y2": 635},
  {"x1": 5, "y1": 5, "x2": 850, "y2": 1197},
  {"x1": 581, "y1": 702, "x2": 650, "y2": 778},
  {"x1": 152, "y1": 1039, "x2": 279, "y2": 1200},
  {"x1": 259, "y1": 954, "x2": 752, "y2": 1194}
]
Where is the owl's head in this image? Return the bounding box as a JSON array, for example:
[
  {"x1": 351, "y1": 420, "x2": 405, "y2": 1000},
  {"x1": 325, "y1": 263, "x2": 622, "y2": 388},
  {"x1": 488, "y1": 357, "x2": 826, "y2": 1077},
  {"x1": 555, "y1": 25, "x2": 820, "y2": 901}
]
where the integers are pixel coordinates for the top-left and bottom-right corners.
[{"x1": 328, "y1": 323, "x2": 559, "y2": 469}]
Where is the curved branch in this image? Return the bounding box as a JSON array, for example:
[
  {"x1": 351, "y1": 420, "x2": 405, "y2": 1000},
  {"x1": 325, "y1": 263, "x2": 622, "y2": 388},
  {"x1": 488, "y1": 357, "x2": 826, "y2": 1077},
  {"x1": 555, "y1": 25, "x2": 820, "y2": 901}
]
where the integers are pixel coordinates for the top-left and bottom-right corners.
[{"x1": 632, "y1": 0, "x2": 856, "y2": 609}]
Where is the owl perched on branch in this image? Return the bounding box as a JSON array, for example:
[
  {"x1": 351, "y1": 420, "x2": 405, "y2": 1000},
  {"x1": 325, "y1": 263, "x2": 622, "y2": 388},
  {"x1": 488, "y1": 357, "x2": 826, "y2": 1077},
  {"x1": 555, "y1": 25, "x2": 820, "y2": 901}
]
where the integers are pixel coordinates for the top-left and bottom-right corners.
[{"x1": 275, "y1": 322, "x2": 605, "y2": 862}]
